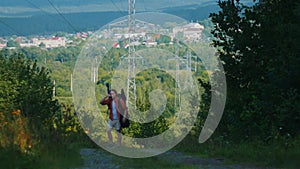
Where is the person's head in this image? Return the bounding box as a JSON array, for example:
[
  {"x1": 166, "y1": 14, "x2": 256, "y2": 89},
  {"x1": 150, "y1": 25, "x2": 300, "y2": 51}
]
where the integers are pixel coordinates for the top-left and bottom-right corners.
[{"x1": 110, "y1": 89, "x2": 117, "y2": 99}]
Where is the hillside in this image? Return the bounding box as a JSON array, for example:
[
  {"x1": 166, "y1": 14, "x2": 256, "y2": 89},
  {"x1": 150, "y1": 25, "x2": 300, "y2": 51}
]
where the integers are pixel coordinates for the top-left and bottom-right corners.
[
  {"x1": 0, "y1": 0, "x2": 222, "y2": 36},
  {"x1": 0, "y1": 12, "x2": 123, "y2": 36}
]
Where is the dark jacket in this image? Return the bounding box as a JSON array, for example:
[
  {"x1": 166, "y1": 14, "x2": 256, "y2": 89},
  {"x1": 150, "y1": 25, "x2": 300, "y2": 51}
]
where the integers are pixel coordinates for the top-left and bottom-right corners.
[{"x1": 100, "y1": 96, "x2": 127, "y2": 120}]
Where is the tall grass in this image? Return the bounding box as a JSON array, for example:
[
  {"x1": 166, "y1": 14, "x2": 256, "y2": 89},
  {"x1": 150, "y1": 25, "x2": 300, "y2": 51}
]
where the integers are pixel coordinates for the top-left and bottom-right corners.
[
  {"x1": 175, "y1": 135, "x2": 300, "y2": 169},
  {"x1": 0, "y1": 142, "x2": 84, "y2": 169}
]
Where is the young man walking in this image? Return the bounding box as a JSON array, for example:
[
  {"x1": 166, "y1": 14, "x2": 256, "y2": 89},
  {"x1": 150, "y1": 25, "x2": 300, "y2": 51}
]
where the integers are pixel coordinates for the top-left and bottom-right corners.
[{"x1": 100, "y1": 89, "x2": 127, "y2": 147}]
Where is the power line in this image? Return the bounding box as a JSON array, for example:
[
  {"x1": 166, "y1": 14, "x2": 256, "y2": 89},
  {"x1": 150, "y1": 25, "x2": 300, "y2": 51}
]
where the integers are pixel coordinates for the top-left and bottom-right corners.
[
  {"x1": 25, "y1": 0, "x2": 65, "y2": 23},
  {"x1": 25, "y1": 0, "x2": 50, "y2": 15},
  {"x1": 0, "y1": 19, "x2": 22, "y2": 35},
  {"x1": 46, "y1": 0, "x2": 79, "y2": 32},
  {"x1": 110, "y1": 0, "x2": 127, "y2": 16},
  {"x1": 119, "y1": 0, "x2": 126, "y2": 12},
  {"x1": 141, "y1": 0, "x2": 147, "y2": 11}
]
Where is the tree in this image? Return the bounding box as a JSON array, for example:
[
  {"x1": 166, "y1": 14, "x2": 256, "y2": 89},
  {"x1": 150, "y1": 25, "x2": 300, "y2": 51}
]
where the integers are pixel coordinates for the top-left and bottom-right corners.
[
  {"x1": 39, "y1": 42, "x2": 46, "y2": 48},
  {"x1": 0, "y1": 53, "x2": 60, "y2": 139},
  {"x1": 156, "y1": 35, "x2": 171, "y2": 44},
  {"x1": 210, "y1": 0, "x2": 300, "y2": 141},
  {"x1": 164, "y1": 22, "x2": 178, "y2": 31},
  {"x1": 6, "y1": 39, "x2": 20, "y2": 47}
]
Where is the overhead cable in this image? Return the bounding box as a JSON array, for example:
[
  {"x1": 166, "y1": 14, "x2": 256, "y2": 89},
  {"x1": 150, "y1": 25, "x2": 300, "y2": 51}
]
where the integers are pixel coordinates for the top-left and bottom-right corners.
[
  {"x1": 0, "y1": 19, "x2": 22, "y2": 35},
  {"x1": 110, "y1": 0, "x2": 127, "y2": 16},
  {"x1": 46, "y1": 0, "x2": 79, "y2": 32}
]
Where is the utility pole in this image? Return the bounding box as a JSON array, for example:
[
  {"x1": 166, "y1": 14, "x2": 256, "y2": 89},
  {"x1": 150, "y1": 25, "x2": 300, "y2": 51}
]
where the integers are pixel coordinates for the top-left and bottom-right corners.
[
  {"x1": 184, "y1": 49, "x2": 197, "y2": 72},
  {"x1": 70, "y1": 73, "x2": 73, "y2": 92},
  {"x1": 91, "y1": 57, "x2": 98, "y2": 83},
  {"x1": 168, "y1": 45, "x2": 186, "y2": 111},
  {"x1": 53, "y1": 80, "x2": 56, "y2": 97},
  {"x1": 183, "y1": 49, "x2": 196, "y2": 89}
]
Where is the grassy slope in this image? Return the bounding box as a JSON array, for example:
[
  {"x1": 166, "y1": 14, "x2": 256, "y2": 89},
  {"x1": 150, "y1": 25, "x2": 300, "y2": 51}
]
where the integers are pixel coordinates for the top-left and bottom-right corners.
[{"x1": 174, "y1": 135, "x2": 300, "y2": 169}]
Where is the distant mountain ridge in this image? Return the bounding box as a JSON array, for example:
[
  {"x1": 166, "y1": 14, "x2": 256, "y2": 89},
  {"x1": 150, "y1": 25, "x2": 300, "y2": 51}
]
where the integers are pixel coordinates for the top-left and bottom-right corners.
[
  {"x1": 0, "y1": 0, "x2": 105, "y2": 7},
  {"x1": 0, "y1": 0, "x2": 207, "y2": 15},
  {"x1": 163, "y1": 4, "x2": 220, "y2": 21},
  {"x1": 0, "y1": 12, "x2": 124, "y2": 36},
  {"x1": 0, "y1": 0, "x2": 253, "y2": 36}
]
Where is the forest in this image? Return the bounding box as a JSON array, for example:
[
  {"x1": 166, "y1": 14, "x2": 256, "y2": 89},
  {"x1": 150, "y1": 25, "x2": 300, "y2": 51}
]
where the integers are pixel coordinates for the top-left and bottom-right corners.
[{"x1": 0, "y1": 0, "x2": 299, "y2": 168}]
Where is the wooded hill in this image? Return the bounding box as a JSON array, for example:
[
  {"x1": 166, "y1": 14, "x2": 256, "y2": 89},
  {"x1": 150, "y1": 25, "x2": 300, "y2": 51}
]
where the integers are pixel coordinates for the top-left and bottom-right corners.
[{"x1": 0, "y1": 0, "x2": 299, "y2": 168}]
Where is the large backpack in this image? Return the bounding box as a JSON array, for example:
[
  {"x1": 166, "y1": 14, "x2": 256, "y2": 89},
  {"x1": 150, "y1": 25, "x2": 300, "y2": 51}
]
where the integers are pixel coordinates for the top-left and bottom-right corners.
[{"x1": 117, "y1": 89, "x2": 130, "y2": 128}]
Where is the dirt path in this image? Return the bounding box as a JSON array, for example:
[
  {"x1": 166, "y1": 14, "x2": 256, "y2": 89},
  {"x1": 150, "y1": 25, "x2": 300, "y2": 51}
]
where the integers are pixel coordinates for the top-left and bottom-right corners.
[
  {"x1": 74, "y1": 148, "x2": 119, "y2": 169},
  {"x1": 74, "y1": 148, "x2": 270, "y2": 169}
]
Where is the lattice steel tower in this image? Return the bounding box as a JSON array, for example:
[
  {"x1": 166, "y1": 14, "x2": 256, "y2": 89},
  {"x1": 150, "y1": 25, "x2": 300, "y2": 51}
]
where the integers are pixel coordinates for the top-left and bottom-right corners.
[{"x1": 126, "y1": 0, "x2": 137, "y2": 109}]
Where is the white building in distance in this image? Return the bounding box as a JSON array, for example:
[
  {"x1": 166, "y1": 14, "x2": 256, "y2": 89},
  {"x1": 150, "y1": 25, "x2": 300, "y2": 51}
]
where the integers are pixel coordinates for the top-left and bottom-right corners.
[
  {"x1": 32, "y1": 37, "x2": 66, "y2": 48},
  {"x1": 173, "y1": 23, "x2": 204, "y2": 42}
]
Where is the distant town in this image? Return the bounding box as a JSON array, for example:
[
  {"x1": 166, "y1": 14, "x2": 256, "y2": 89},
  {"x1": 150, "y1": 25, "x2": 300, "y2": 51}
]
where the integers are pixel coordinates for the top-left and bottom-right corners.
[
  {"x1": 0, "y1": 31, "x2": 92, "y2": 50},
  {"x1": 0, "y1": 22, "x2": 204, "y2": 50}
]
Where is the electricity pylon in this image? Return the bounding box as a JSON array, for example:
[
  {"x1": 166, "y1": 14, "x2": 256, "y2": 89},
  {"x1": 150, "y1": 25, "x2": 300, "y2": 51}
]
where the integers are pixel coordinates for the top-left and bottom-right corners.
[{"x1": 126, "y1": 0, "x2": 137, "y2": 109}]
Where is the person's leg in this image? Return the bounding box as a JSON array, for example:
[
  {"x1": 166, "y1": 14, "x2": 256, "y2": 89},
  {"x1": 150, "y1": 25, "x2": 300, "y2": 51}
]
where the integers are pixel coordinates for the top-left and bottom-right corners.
[
  {"x1": 117, "y1": 132, "x2": 122, "y2": 146},
  {"x1": 107, "y1": 120, "x2": 114, "y2": 146},
  {"x1": 116, "y1": 121, "x2": 122, "y2": 146},
  {"x1": 107, "y1": 128, "x2": 113, "y2": 145}
]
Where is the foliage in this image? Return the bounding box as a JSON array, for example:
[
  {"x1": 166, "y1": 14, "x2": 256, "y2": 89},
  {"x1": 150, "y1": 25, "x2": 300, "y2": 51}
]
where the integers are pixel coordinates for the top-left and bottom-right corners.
[
  {"x1": 0, "y1": 52, "x2": 90, "y2": 168},
  {"x1": 198, "y1": 19, "x2": 214, "y2": 39},
  {"x1": 96, "y1": 46, "x2": 210, "y2": 145},
  {"x1": 51, "y1": 102, "x2": 86, "y2": 143},
  {"x1": 155, "y1": 34, "x2": 171, "y2": 44},
  {"x1": 0, "y1": 54, "x2": 59, "y2": 130},
  {"x1": 210, "y1": 0, "x2": 300, "y2": 141},
  {"x1": 6, "y1": 39, "x2": 20, "y2": 47},
  {"x1": 0, "y1": 110, "x2": 32, "y2": 153},
  {"x1": 0, "y1": 45, "x2": 82, "y2": 97}
]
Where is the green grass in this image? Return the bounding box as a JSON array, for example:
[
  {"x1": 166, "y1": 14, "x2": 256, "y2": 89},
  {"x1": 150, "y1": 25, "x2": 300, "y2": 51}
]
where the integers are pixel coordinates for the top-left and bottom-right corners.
[
  {"x1": 213, "y1": 141, "x2": 300, "y2": 169},
  {"x1": 35, "y1": 144, "x2": 83, "y2": 169},
  {"x1": 174, "y1": 135, "x2": 300, "y2": 169},
  {"x1": 0, "y1": 147, "x2": 36, "y2": 169},
  {"x1": 74, "y1": 135, "x2": 300, "y2": 169},
  {"x1": 3, "y1": 134, "x2": 299, "y2": 169},
  {"x1": 0, "y1": 142, "x2": 84, "y2": 169}
]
